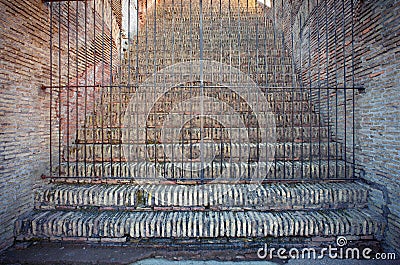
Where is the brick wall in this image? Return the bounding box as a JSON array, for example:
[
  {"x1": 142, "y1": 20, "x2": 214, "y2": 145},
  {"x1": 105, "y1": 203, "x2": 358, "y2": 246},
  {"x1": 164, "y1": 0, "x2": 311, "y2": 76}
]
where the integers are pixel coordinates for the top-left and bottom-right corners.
[
  {"x1": 355, "y1": 0, "x2": 400, "y2": 253},
  {"x1": 289, "y1": 0, "x2": 400, "y2": 252},
  {"x1": 0, "y1": 0, "x2": 118, "y2": 250},
  {"x1": 0, "y1": 0, "x2": 50, "y2": 250}
]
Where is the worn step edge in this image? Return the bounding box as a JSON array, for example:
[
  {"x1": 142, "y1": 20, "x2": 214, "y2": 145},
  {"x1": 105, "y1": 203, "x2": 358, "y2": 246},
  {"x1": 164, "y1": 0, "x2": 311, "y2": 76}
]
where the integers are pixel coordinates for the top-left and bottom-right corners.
[
  {"x1": 35, "y1": 181, "x2": 368, "y2": 210},
  {"x1": 55, "y1": 160, "x2": 354, "y2": 180},
  {"x1": 65, "y1": 142, "x2": 343, "y2": 162},
  {"x1": 15, "y1": 208, "x2": 385, "y2": 240}
]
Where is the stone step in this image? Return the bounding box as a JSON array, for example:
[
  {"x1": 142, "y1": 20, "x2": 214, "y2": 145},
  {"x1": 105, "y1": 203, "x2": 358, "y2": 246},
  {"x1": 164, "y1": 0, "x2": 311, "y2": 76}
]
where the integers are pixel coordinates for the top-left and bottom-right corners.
[
  {"x1": 35, "y1": 182, "x2": 368, "y2": 210},
  {"x1": 136, "y1": 41, "x2": 281, "y2": 50},
  {"x1": 91, "y1": 98, "x2": 311, "y2": 117},
  {"x1": 139, "y1": 16, "x2": 277, "y2": 26},
  {"x1": 142, "y1": 15, "x2": 272, "y2": 21},
  {"x1": 159, "y1": 2, "x2": 267, "y2": 10},
  {"x1": 85, "y1": 112, "x2": 321, "y2": 128},
  {"x1": 115, "y1": 77, "x2": 299, "y2": 87},
  {"x1": 143, "y1": 21, "x2": 277, "y2": 30},
  {"x1": 148, "y1": 16, "x2": 270, "y2": 22},
  {"x1": 131, "y1": 55, "x2": 293, "y2": 68},
  {"x1": 121, "y1": 60, "x2": 294, "y2": 73},
  {"x1": 74, "y1": 126, "x2": 330, "y2": 144},
  {"x1": 94, "y1": 99, "x2": 314, "y2": 114},
  {"x1": 98, "y1": 89, "x2": 311, "y2": 103},
  {"x1": 119, "y1": 66, "x2": 295, "y2": 80},
  {"x1": 152, "y1": 11, "x2": 267, "y2": 19},
  {"x1": 15, "y1": 208, "x2": 384, "y2": 240},
  {"x1": 115, "y1": 71, "x2": 297, "y2": 87},
  {"x1": 122, "y1": 56, "x2": 294, "y2": 67},
  {"x1": 139, "y1": 21, "x2": 277, "y2": 32},
  {"x1": 85, "y1": 111, "x2": 323, "y2": 128},
  {"x1": 118, "y1": 73, "x2": 295, "y2": 86},
  {"x1": 133, "y1": 46, "x2": 291, "y2": 56},
  {"x1": 134, "y1": 37, "x2": 285, "y2": 47},
  {"x1": 128, "y1": 48, "x2": 292, "y2": 59},
  {"x1": 64, "y1": 142, "x2": 343, "y2": 162},
  {"x1": 147, "y1": 9, "x2": 270, "y2": 20},
  {"x1": 135, "y1": 48, "x2": 290, "y2": 59},
  {"x1": 55, "y1": 160, "x2": 353, "y2": 180},
  {"x1": 120, "y1": 68, "x2": 293, "y2": 78}
]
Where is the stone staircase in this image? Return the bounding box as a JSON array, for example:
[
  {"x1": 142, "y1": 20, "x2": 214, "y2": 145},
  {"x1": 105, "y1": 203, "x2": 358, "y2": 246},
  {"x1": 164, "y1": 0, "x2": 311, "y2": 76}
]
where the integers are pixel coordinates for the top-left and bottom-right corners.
[
  {"x1": 15, "y1": 0, "x2": 385, "y2": 247},
  {"x1": 16, "y1": 182, "x2": 383, "y2": 243}
]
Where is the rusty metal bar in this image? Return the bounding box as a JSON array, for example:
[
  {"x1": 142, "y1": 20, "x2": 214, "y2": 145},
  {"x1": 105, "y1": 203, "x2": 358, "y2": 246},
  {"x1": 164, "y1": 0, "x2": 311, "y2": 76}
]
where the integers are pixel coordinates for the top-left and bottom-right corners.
[{"x1": 42, "y1": 84, "x2": 366, "y2": 91}]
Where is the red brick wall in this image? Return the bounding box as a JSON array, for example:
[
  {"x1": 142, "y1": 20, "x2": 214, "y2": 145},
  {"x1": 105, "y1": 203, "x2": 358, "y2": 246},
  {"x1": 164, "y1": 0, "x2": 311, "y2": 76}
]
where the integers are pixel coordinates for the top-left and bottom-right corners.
[
  {"x1": 0, "y1": 0, "x2": 50, "y2": 250},
  {"x1": 289, "y1": 0, "x2": 400, "y2": 253},
  {"x1": 0, "y1": 0, "x2": 118, "y2": 250},
  {"x1": 355, "y1": 0, "x2": 400, "y2": 253}
]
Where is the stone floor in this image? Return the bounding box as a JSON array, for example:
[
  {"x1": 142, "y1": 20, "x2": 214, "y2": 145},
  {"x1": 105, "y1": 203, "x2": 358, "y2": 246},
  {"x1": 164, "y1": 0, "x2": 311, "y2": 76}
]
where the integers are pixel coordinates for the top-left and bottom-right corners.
[
  {"x1": 1, "y1": 242, "x2": 398, "y2": 265},
  {"x1": 133, "y1": 258, "x2": 400, "y2": 265}
]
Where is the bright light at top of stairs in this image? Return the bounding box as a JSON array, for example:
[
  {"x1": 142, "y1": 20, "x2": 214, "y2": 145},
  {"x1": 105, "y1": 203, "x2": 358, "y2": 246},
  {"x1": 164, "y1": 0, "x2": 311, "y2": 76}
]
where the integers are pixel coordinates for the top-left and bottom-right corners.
[{"x1": 257, "y1": 0, "x2": 272, "y2": 7}]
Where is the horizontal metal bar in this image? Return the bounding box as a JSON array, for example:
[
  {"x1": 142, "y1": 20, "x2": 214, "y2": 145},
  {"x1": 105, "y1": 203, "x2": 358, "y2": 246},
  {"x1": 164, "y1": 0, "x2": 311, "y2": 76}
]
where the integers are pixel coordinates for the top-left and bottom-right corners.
[
  {"x1": 43, "y1": 175, "x2": 358, "y2": 183},
  {"x1": 42, "y1": 84, "x2": 365, "y2": 91},
  {"x1": 42, "y1": 85, "x2": 103, "y2": 89}
]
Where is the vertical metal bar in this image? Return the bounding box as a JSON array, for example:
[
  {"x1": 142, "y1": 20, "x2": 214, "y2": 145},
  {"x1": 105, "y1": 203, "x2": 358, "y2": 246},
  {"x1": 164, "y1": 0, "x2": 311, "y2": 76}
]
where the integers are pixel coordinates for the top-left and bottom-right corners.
[
  {"x1": 100, "y1": 0, "x2": 105, "y2": 178},
  {"x1": 135, "y1": 0, "x2": 140, "y2": 179},
  {"x1": 153, "y1": 0, "x2": 158, "y2": 179},
  {"x1": 161, "y1": 0, "x2": 167, "y2": 179},
  {"x1": 179, "y1": 0, "x2": 184, "y2": 179},
  {"x1": 227, "y1": 0, "x2": 232, "y2": 181},
  {"x1": 75, "y1": 1, "x2": 80, "y2": 177},
  {"x1": 316, "y1": 0, "x2": 322, "y2": 179},
  {"x1": 66, "y1": 1, "x2": 70, "y2": 177},
  {"x1": 263, "y1": 1, "x2": 269, "y2": 180},
  {"x1": 118, "y1": 0, "x2": 124, "y2": 178},
  {"x1": 50, "y1": 2, "x2": 53, "y2": 177},
  {"x1": 307, "y1": 0, "x2": 313, "y2": 179},
  {"x1": 351, "y1": 0, "x2": 355, "y2": 177},
  {"x1": 127, "y1": 0, "x2": 133, "y2": 178},
  {"x1": 299, "y1": 13, "x2": 304, "y2": 179},
  {"x1": 290, "y1": 0, "x2": 295, "y2": 179},
  {"x1": 246, "y1": 0, "x2": 252, "y2": 180},
  {"x1": 219, "y1": 0, "x2": 223, "y2": 180},
  {"x1": 188, "y1": 0, "x2": 193, "y2": 180},
  {"x1": 199, "y1": 0, "x2": 204, "y2": 183},
  {"x1": 334, "y1": 0, "x2": 339, "y2": 178},
  {"x1": 342, "y1": 0, "x2": 347, "y2": 178},
  {"x1": 84, "y1": 0, "x2": 88, "y2": 178},
  {"x1": 170, "y1": 0, "x2": 175, "y2": 69},
  {"x1": 109, "y1": 0, "x2": 113, "y2": 178},
  {"x1": 144, "y1": 0, "x2": 149, "y2": 179},
  {"x1": 92, "y1": 0, "x2": 97, "y2": 176},
  {"x1": 58, "y1": 2, "x2": 62, "y2": 177},
  {"x1": 325, "y1": 0, "x2": 331, "y2": 177},
  {"x1": 209, "y1": 0, "x2": 215, "y2": 182},
  {"x1": 236, "y1": 0, "x2": 241, "y2": 180},
  {"x1": 272, "y1": 0, "x2": 277, "y2": 180},
  {"x1": 255, "y1": 0, "x2": 260, "y2": 181},
  {"x1": 280, "y1": 0, "x2": 286, "y2": 179}
]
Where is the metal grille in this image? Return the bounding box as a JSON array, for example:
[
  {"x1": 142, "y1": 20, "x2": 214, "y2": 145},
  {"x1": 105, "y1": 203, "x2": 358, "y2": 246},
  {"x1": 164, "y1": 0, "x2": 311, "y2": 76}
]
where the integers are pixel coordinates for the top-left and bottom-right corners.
[{"x1": 45, "y1": 0, "x2": 362, "y2": 183}]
